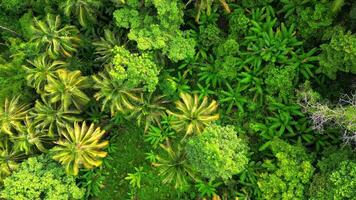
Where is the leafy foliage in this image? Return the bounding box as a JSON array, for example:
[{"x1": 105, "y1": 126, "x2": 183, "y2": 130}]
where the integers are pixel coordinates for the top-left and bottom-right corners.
[
  {"x1": 111, "y1": 46, "x2": 159, "y2": 92},
  {"x1": 293, "y1": 1, "x2": 334, "y2": 39},
  {"x1": 195, "y1": 180, "x2": 221, "y2": 198},
  {"x1": 125, "y1": 166, "x2": 145, "y2": 188},
  {"x1": 188, "y1": 0, "x2": 231, "y2": 22},
  {"x1": 186, "y1": 124, "x2": 249, "y2": 181},
  {"x1": 0, "y1": 0, "x2": 29, "y2": 13},
  {"x1": 318, "y1": 29, "x2": 356, "y2": 79},
  {"x1": 257, "y1": 139, "x2": 315, "y2": 200},
  {"x1": 308, "y1": 148, "x2": 356, "y2": 200},
  {"x1": 113, "y1": 0, "x2": 195, "y2": 61},
  {"x1": 1, "y1": 155, "x2": 85, "y2": 200}
]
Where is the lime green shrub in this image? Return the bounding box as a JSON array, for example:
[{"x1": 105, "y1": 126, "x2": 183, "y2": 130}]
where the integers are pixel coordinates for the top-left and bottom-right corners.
[
  {"x1": 186, "y1": 124, "x2": 249, "y2": 181},
  {"x1": 257, "y1": 139, "x2": 314, "y2": 200},
  {"x1": 1, "y1": 155, "x2": 85, "y2": 200}
]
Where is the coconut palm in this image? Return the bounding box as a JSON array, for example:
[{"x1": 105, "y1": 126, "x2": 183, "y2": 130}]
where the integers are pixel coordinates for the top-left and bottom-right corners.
[
  {"x1": 0, "y1": 96, "x2": 29, "y2": 135},
  {"x1": 44, "y1": 69, "x2": 91, "y2": 111},
  {"x1": 93, "y1": 70, "x2": 141, "y2": 116},
  {"x1": 167, "y1": 93, "x2": 219, "y2": 138},
  {"x1": 153, "y1": 144, "x2": 196, "y2": 189},
  {"x1": 24, "y1": 55, "x2": 66, "y2": 93},
  {"x1": 128, "y1": 94, "x2": 169, "y2": 133},
  {"x1": 11, "y1": 116, "x2": 48, "y2": 155},
  {"x1": 51, "y1": 122, "x2": 109, "y2": 175},
  {"x1": 31, "y1": 14, "x2": 80, "y2": 58},
  {"x1": 30, "y1": 99, "x2": 80, "y2": 137},
  {"x1": 60, "y1": 0, "x2": 102, "y2": 27}
]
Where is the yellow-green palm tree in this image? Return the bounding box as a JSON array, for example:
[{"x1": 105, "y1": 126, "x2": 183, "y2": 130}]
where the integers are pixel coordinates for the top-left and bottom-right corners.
[
  {"x1": 30, "y1": 99, "x2": 80, "y2": 137},
  {"x1": 93, "y1": 29, "x2": 123, "y2": 65},
  {"x1": 128, "y1": 93, "x2": 168, "y2": 133},
  {"x1": 31, "y1": 14, "x2": 80, "y2": 58},
  {"x1": 61, "y1": 0, "x2": 102, "y2": 27},
  {"x1": 11, "y1": 116, "x2": 48, "y2": 155},
  {"x1": 153, "y1": 144, "x2": 196, "y2": 189},
  {"x1": 93, "y1": 70, "x2": 141, "y2": 116},
  {"x1": 167, "y1": 93, "x2": 219, "y2": 138},
  {"x1": 51, "y1": 122, "x2": 108, "y2": 175},
  {"x1": 44, "y1": 69, "x2": 91, "y2": 111},
  {"x1": 0, "y1": 140, "x2": 21, "y2": 182},
  {"x1": 0, "y1": 96, "x2": 29, "y2": 135},
  {"x1": 24, "y1": 55, "x2": 66, "y2": 93}
]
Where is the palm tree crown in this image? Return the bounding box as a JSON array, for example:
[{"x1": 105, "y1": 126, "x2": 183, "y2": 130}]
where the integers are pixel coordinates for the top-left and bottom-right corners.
[
  {"x1": 44, "y1": 69, "x2": 91, "y2": 111},
  {"x1": 167, "y1": 93, "x2": 219, "y2": 138},
  {"x1": 61, "y1": 0, "x2": 102, "y2": 27},
  {"x1": 31, "y1": 14, "x2": 80, "y2": 58},
  {"x1": 24, "y1": 55, "x2": 66, "y2": 93},
  {"x1": 0, "y1": 96, "x2": 29, "y2": 135},
  {"x1": 93, "y1": 70, "x2": 141, "y2": 116},
  {"x1": 51, "y1": 122, "x2": 108, "y2": 175},
  {"x1": 30, "y1": 99, "x2": 80, "y2": 137}
]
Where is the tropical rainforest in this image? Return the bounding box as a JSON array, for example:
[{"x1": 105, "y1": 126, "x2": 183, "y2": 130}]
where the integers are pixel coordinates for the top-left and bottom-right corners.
[{"x1": 0, "y1": 0, "x2": 355, "y2": 199}]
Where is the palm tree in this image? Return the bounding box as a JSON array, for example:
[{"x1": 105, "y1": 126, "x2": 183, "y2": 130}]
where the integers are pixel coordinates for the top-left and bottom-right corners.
[
  {"x1": 0, "y1": 140, "x2": 22, "y2": 181},
  {"x1": 93, "y1": 29, "x2": 124, "y2": 65},
  {"x1": 24, "y1": 55, "x2": 66, "y2": 93},
  {"x1": 30, "y1": 99, "x2": 80, "y2": 137},
  {"x1": 11, "y1": 116, "x2": 48, "y2": 155},
  {"x1": 51, "y1": 122, "x2": 108, "y2": 175},
  {"x1": 167, "y1": 93, "x2": 219, "y2": 138},
  {"x1": 44, "y1": 69, "x2": 91, "y2": 111},
  {"x1": 128, "y1": 93, "x2": 169, "y2": 133},
  {"x1": 31, "y1": 14, "x2": 80, "y2": 58},
  {"x1": 0, "y1": 96, "x2": 29, "y2": 135},
  {"x1": 153, "y1": 144, "x2": 196, "y2": 189},
  {"x1": 60, "y1": 0, "x2": 102, "y2": 27},
  {"x1": 93, "y1": 70, "x2": 141, "y2": 116}
]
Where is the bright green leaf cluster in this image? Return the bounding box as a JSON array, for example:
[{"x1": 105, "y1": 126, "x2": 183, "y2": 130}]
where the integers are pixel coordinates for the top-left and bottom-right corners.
[
  {"x1": 265, "y1": 65, "x2": 296, "y2": 98},
  {"x1": 329, "y1": 161, "x2": 356, "y2": 199},
  {"x1": 113, "y1": 0, "x2": 195, "y2": 62},
  {"x1": 318, "y1": 29, "x2": 356, "y2": 79},
  {"x1": 308, "y1": 148, "x2": 356, "y2": 200},
  {"x1": 297, "y1": 2, "x2": 334, "y2": 39},
  {"x1": 1, "y1": 155, "x2": 85, "y2": 200},
  {"x1": 258, "y1": 139, "x2": 314, "y2": 200},
  {"x1": 228, "y1": 8, "x2": 250, "y2": 36},
  {"x1": 111, "y1": 46, "x2": 159, "y2": 92},
  {"x1": 186, "y1": 124, "x2": 249, "y2": 181}
]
